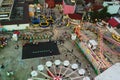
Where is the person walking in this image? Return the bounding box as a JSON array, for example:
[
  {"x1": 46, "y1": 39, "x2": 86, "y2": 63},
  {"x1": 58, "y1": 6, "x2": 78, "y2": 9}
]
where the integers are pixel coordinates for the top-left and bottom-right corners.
[
  {"x1": 71, "y1": 49, "x2": 73, "y2": 53},
  {"x1": 15, "y1": 44, "x2": 19, "y2": 49},
  {"x1": 1, "y1": 63, "x2": 5, "y2": 69},
  {"x1": 31, "y1": 66, "x2": 34, "y2": 71}
]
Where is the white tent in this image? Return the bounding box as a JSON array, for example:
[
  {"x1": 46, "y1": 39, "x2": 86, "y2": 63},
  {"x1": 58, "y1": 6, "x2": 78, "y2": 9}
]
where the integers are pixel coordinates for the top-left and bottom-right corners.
[{"x1": 95, "y1": 63, "x2": 120, "y2": 80}]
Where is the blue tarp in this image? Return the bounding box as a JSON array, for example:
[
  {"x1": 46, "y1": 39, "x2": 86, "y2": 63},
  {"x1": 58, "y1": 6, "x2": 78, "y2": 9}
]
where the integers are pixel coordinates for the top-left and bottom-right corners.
[{"x1": 32, "y1": 18, "x2": 40, "y2": 24}]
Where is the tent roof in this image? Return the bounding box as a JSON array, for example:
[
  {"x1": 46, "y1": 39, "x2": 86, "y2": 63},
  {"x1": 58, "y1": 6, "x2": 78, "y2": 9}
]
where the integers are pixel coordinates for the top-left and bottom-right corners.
[
  {"x1": 103, "y1": 1, "x2": 120, "y2": 14},
  {"x1": 89, "y1": 40, "x2": 98, "y2": 46},
  {"x1": 108, "y1": 18, "x2": 119, "y2": 27},
  {"x1": 95, "y1": 63, "x2": 120, "y2": 80},
  {"x1": 107, "y1": 5, "x2": 120, "y2": 14}
]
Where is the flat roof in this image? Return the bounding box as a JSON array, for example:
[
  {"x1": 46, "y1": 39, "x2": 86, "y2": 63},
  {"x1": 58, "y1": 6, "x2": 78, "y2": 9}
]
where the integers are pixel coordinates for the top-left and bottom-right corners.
[
  {"x1": 0, "y1": 0, "x2": 3, "y2": 6},
  {"x1": 103, "y1": 1, "x2": 120, "y2": 14},
  {"x1": 1, "y1": 2, "x2": 30, "y2": 25},
  {"x1": 0, "y1": 0, "x2": 14, "y2": 20},
  {"x1": 108, "y1": 5, "x2": 120, "y2": 14},
  {"x1": 95, "y1": 63, "x2": 120, "y2": 80}
]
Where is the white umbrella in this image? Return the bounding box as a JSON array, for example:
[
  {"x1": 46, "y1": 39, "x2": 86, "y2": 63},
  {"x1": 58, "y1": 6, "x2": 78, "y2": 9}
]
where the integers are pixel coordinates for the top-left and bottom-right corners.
[
  {"x1": 63, "y1": 60, "x2": 70, "y2": 67},
  {"x1": 78, "y1": 69, "x2": 86, "y2": 75},
  {"x1": 37, "y1": 65, "x2": 44, "y2": 71},
  {"x1": 46, "y1": 61, "x2": 52, "y2": 67},
  {"x1": 54, "y1": 60, "x2": 61, "y2": 66},
  {"x1": 31, "y1": 71, "x2": 38, "y2": 77},
  {"x1": 83, "y1": 76, "x2": 90, "y2": 80},
  {"x1": 71, "y1": 63, "x2": 78, "y2": 70}
]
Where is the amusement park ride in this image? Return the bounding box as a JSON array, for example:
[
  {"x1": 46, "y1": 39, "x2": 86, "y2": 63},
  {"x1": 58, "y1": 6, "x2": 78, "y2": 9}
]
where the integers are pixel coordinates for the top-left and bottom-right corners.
[
  {"x1": 28, "y1": 60, "x2": 90, "y2": 80},
  {"x1": 73, "y1": 21, "x2": 120, "y2": 74}
]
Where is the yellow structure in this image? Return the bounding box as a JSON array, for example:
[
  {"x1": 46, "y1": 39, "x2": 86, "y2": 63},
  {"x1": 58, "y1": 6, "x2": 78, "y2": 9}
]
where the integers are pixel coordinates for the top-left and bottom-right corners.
[
  {"x1": 112, "y1": 33, "x2": 120, "y2": 42},
  {"x1": 40, "y1": 22, "x2": 49, "y2": 27}
]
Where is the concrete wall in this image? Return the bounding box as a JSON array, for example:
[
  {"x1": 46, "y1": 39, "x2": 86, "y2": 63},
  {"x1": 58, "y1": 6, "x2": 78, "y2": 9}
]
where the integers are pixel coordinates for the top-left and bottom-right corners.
[{"x1": 3, "y1": 24, "x2": 29, "y2": 31}]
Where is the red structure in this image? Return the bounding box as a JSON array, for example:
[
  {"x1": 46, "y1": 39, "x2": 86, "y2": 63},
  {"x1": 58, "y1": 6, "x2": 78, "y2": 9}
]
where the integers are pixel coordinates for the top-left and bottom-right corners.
[
  {"x1": 68, "y1": 13, "x2": 82, "y2": 20},
  {"x1": 63, "y1": 0, "x2": 75, "y2": 14},
  {"x1": 45, "y1": 0, "x2": 55, "y2": 8},
  {"x1": 108, "y1": 18, "x2": 120, "y2": 27},
  {"x1": 92, "y1": 4, "x2": 103, "y2": 11}
]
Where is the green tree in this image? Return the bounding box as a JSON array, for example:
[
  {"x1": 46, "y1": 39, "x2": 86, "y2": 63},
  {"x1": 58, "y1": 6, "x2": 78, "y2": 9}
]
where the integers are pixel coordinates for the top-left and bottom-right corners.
[
  {"x1": 34, "y1": 0, "x2": 39, "y2": 4},
  {"x1": 89, "y1": 6, "x2": 111, "y2": 22},
  {"x1": 90, "y1": 11, "x2": 99, "y2": 22},
  {"x1": 98, "y1": 6, "x2": 111, "y2": 19}
]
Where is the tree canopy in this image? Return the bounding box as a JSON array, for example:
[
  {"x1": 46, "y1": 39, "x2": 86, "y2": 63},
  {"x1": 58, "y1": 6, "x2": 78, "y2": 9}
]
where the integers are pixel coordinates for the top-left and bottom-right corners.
[
  {"x1": 89, "y1": 6, "x2": 111, "y2": 22},
  {"x1": 34, "y1": 0, "x2": 39, "y2": 4}
]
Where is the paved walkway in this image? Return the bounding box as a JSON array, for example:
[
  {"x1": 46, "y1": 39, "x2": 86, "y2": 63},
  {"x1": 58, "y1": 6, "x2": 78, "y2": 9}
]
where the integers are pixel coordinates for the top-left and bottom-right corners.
[{"x1": 0, "y1": 26, "x2": 96, "y2": 80}]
